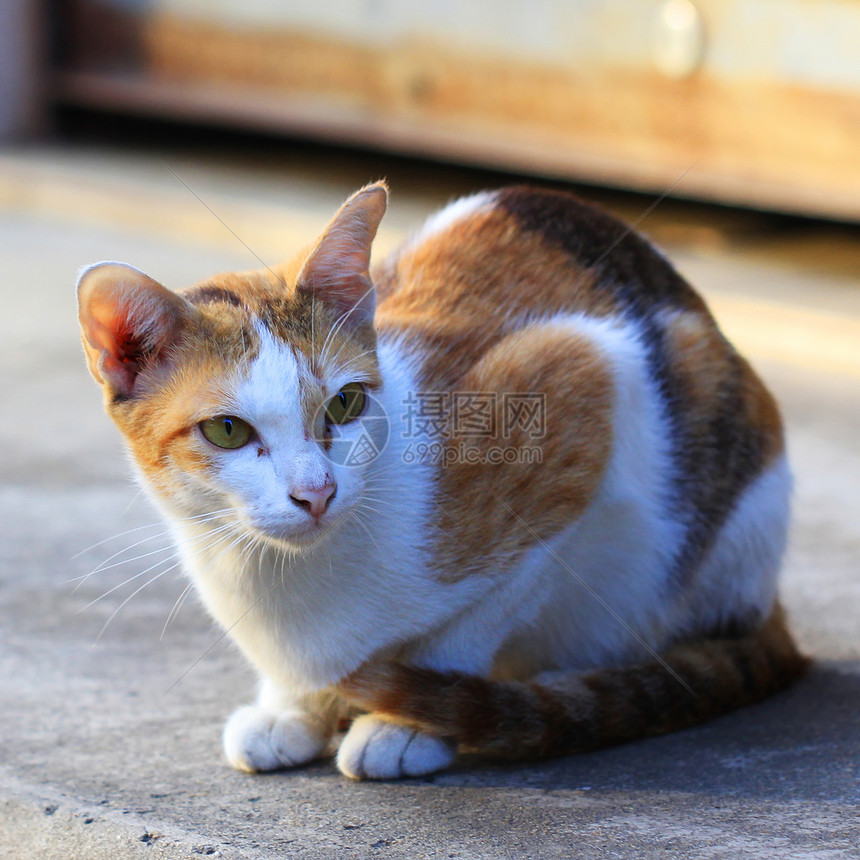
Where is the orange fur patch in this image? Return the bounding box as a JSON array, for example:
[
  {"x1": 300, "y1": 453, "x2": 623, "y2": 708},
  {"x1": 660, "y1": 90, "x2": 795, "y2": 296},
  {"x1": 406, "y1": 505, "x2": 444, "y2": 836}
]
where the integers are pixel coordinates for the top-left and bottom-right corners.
[
  {"x1": 428, "y1": 323, "x2": 614, "y2": 580},
  {"x1": 107, "y1": 297, "x2": 259, "y2": 488}
]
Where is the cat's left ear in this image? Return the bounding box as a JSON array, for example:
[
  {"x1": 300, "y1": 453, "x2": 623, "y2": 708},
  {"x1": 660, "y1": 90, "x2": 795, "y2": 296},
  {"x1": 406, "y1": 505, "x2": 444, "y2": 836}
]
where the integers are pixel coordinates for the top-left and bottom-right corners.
[
  {"x1": 297, "y1": 181, "x2": 388, "y2": 327},
  {"x1": 77, "y1": 262, "x2": 194, "y2": 400}
]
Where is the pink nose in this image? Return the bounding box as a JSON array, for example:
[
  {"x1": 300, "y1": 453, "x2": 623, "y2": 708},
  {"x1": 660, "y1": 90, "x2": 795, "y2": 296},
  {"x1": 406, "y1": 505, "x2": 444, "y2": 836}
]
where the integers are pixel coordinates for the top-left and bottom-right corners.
[{"x1": 289, "y1": 483, "x2": 336, "y2": 517}]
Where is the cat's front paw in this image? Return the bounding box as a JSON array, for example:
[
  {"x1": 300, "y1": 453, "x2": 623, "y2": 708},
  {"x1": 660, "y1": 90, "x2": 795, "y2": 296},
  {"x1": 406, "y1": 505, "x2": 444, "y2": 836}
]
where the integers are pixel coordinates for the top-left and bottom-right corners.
[
  {"x1": 223, "y1": 706, "x2": 330, "y2": 773},
  {"x1": 336, "y1": 714, "x2": 455, "y2": 780}
]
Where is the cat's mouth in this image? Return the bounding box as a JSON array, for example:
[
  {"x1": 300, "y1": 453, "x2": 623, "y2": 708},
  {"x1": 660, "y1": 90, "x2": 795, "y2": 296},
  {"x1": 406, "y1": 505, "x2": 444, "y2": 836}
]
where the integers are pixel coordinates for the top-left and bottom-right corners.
[{"x1": 247, "y1": 512, "x2": 343, "y2": 550}]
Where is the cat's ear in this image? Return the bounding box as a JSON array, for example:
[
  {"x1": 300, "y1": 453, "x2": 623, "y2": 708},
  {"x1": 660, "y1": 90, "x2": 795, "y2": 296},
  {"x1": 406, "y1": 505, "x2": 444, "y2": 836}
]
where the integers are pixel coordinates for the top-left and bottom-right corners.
[
  {"x1": 77, "y1": 262, "x2": 193, "y2": 400},
  {"x1": 296, "y1": 181, "x2": 388, "y2": 327}
]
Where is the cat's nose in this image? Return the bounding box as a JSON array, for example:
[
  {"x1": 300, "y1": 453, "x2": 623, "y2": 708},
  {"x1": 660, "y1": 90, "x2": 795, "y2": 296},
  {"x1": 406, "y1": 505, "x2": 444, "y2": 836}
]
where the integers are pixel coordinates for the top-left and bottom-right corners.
[{"x1": 289, "y1": 483, "x2": 336, "y2": 517}]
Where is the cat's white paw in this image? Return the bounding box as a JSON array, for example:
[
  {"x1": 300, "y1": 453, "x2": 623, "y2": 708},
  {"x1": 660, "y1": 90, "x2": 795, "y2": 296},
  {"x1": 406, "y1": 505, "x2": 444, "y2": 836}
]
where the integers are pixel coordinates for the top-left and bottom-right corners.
[
  {"x1": 336, "y1": 714, "x2": 455, "y2": 780},
  {"x1": 223, "y1": 706, "x2": 329, "y2": 773}
]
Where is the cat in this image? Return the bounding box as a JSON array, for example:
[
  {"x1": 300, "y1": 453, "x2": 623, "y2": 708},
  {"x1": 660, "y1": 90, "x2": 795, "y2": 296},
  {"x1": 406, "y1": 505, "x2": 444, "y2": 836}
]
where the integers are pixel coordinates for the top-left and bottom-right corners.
[{"x1": 77, "y1": 181, "x2": 808, "y2": 780}]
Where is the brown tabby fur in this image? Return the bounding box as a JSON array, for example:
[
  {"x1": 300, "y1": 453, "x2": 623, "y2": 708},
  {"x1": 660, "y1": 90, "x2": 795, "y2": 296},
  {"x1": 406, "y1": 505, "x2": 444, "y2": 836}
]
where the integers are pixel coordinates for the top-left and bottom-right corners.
[{"x1": 340, "y1": 604, "x2": 807, "y2": 759}]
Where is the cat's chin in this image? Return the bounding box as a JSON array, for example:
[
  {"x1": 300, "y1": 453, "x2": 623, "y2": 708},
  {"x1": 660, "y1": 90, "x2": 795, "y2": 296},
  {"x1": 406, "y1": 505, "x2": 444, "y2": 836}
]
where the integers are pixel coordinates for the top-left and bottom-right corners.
[{"x1": 251, "y1": 517, "x2": 341, "y2": 551}]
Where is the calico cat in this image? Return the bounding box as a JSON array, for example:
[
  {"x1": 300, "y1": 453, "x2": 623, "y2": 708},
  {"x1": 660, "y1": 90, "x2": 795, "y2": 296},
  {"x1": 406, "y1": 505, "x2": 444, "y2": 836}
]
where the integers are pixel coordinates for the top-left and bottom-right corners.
[{"x1": 77, "y1": 182, "x2": 807, "y2": 780}]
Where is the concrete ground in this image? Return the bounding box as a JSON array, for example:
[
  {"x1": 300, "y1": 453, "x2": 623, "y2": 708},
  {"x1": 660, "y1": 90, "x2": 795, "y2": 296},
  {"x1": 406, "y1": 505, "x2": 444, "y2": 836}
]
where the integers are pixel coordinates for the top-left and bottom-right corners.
[{"x1": 0, "y1": 140, "x2": 858, "y2": 859}]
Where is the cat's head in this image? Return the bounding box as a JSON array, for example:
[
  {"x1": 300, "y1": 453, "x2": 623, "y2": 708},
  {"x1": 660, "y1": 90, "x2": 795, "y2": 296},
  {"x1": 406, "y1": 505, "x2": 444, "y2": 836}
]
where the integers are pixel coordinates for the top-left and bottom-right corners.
[{"x1": 77, "y1": 182, "x2": 389, "y2": 548}]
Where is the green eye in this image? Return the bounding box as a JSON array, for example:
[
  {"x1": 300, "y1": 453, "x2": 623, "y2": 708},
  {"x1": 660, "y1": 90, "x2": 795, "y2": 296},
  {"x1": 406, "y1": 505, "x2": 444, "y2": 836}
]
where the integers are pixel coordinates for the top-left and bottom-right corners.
[
  {"x1": 325, "y1": 382, "x2": 366, "y2": 425},
  {"x1": 199, "y1": 415, "x2": 254, "y2": 449}
]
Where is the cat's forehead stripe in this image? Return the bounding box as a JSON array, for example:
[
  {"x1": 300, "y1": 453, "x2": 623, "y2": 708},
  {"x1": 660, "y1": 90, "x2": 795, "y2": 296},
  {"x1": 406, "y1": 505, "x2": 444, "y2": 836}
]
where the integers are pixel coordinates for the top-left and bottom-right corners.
[{"x1": 185, "y1": 285, "x2": 244, "y2": 308}]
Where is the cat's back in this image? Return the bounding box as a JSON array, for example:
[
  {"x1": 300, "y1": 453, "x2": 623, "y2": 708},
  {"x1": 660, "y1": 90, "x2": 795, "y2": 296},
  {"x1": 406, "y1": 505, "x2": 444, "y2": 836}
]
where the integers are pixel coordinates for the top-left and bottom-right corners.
[
  {"x1": 375, "y1": 186, "x2": 786, "y2": 594},
  {"x1": 375, "y1": 186, "x2": 707, "y2": 347},
  {"x1": 373, "y1": 185, "x2": 736, "y2": 399}
]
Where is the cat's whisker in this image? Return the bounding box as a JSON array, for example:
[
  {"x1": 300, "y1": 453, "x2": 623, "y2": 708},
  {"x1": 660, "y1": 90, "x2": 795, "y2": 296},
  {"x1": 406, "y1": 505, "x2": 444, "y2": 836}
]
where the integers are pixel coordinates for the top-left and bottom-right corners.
[
  {"x1": 356, "y1": 493, "x2": 405, "y2": 512},
  {"x1": 311, "y1": 284, "x2": 318, "y2": 368},
  {"x1": 332, "y1": 347, "x2": 377, "y2": 370},
  {"x1": 236, "y1": 532, "x2": 263, "y2": 575},
  {"x1": 162, "y1": 568, "x2": 283, "y2": 697},
  {"x1": 81, "y1": 554, "x2": 177, "y2": 612},
  {"x1": 95, "y1": 531, "x2": 248, "y2": 643},
  {"x1": 158, "y1": 529, "x2": 261, "y2": 642},
  {"x1": 278, "y1": 544, "x2": 289, "y2": 588},
  {"x1": 348, "y1": 509, "x2": 380, "y2": 553},
  {"x1": 94, "y1": 558, "x2": 186, "y2": 642},
  {"x1": 325, "y1": 342, "x2": 377, "y2": 377},
  {"x1": 70, "y1": 521, "x2": 171, "y2": 564},
  {"x1": 72, "y1": 542, "x2": 177, "y2": 593},
  {"x1": 352, "y1": 505, "x2": 390, "y2": 521},
  {"x1": 160, "y1": 581, "x2": 195, "y2": 640},
  {"x1": 326, "y1": 544, "x2": 334, "y2": 585},
  {"x1": 170, "y1": 507, "x2": 237, "y2": 527},
  {"x1": 180, "y1": 507, "x2": 237, "y2": 522},
  {"x1": 179, "y1": 522, "x2": 236, "y2": 543},
  {"x1": 183, "y1": 524, "x2": 258, "y2": 573},
  {"x1": 358, "y1": 482, "x2": 402, "y2": 496},
  {"x1": 82, "y1": 524, "x2": 236, "y2": 612},
  {"x1": 362, "y1": 467, "x2": 406, "y2": 481},
  {"x1": 318, "y1": 280, "x2": 376, "y2": 368},
  {"x1": 71, "y1": 508, "x2": 234, "y2": 581},
  {"x1": 355, "y1": 480, "x2": 401, "y2": 498},
  {"x1": 352, "y1": 502, "x2": 387, "y2": 520},
  {"x1": 316, "y1": 306, "x2": 343, "y2": 371},
  {"x1": 161, "y1": 161, "x2": 286, "y2": 289},
  {"x1": 355, "y1": 491, "x2": 397, "y2": 508},
  {"x1": 120, "y1": 487, "x2": 146, "y2": 517},
  {"x1": 241, "y1": 313, "x2": 249, "y2": 360}
]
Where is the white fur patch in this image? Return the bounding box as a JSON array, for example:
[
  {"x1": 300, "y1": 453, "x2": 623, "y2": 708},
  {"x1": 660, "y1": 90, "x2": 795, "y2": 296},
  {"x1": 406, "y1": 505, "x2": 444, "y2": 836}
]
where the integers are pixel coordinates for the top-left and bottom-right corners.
[
  {"x1": 223, "y1": 705, "x2": 330, "y2": 772},
  {"x1": 336, "y1": 715, "x2": 455, "y2": 780},
  {"x1": 405, "y1": 190, "x2": 498, "y2": 251},
  {"x1": 686, "y1": 454, "x2": 791, "y2": 633},
  {"x1": 176, "y1": 331, "x2": 491, "y2": 696},
  {"x1": 506, "y1": 313, "x2": 683, "y2": 666},
  {"x1": 406, "y1": 312, "x2": 685, "y2": 676}
]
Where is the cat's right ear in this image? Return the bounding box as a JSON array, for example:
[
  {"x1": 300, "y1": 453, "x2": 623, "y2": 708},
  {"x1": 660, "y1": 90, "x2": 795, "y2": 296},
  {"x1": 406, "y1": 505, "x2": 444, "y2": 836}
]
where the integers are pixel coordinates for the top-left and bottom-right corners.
[
  {"x1": 76, "y1": 262, "x2": 192, "y2": 400},
  {"x1": 296, "y1": 182, "x2": 388, "y2": 328}
]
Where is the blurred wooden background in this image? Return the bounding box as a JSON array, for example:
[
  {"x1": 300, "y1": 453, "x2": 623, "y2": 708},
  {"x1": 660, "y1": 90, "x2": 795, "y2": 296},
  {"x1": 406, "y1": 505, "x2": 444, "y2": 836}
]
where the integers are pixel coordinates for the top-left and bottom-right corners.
[{"x1": 14, "y1": 1, "x2": 860, "y2": 219}]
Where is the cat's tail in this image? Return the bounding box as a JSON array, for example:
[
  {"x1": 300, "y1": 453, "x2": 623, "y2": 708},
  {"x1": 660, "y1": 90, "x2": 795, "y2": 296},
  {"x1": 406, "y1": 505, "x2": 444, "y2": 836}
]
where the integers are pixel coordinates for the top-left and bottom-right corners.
[{"x1": 337, "y1": 604, "x2": 808, "y2": 759}]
